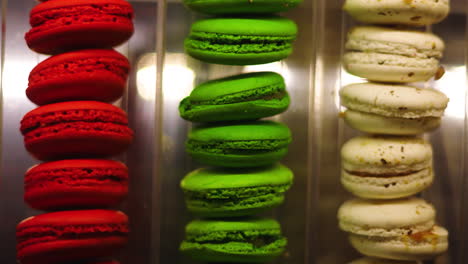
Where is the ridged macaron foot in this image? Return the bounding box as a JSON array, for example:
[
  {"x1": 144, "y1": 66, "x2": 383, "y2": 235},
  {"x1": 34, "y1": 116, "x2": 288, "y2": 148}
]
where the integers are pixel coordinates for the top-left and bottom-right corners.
[
  {"x1": 343, "y1": 26, "x2": 444, "y2": 83},
  {"x1": 349, "y1": 257, "x2": 422, "y2": 264},
  {"x1": 340, "y1": 83, "x2": 448, "y2": 135},
  {"x1": 16, "y1": 210, "x2": 129, "y2": 264},
  {"x1": 180, "y1": 218, "x2": 287, "y2": 263},
  {"x1": 179, "y1": 72, "x2": 290, "y2": 122},
  {"x1": 183, "y1": 0, "x2": 302, "y2": 15},
  {"x1": 186, "y1": 121, "x2": 292, "y2": 167},
  {"x1": 20, "y1": 101, "x2": 134, "y2": 161},
  {"x1": 185, "y1": 17, "x2": 297, "y2": 65},
  {"x1": 25, "y1": 159, "x2": 128, "y2": 210},
  {"x1": 27, "y1": 49, "x2": 130, "y2": 105},
  {"x1": 181, "y1": 163, "x2": 293, "y2": 217},
  {"x1": 341, "y1": 136, "x2": 433, "y2": 199},
  {"x1": 343, "y1": 0, "x2": 449, "y2": 26},
  {"x1": 25, "y1": 0, "x2": 134, "y2": 54},
  {"x1": 338, "y1": 198, "x2": 448, "y2": 261}
]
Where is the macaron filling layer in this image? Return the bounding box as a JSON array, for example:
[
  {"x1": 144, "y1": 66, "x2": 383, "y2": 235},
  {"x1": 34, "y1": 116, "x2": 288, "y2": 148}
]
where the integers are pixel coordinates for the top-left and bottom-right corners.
[
  {"x1": 185, "y1": 184, "x2": 290, "y2": 209},
  {"x1": 186, "y1": 139, "x2": 291, "y2": 154},
  {"x1": 29, "y1": 57, "x2": 130, "y2": 84},
  {"x1": 344, "y1": 52, "x2": 439, "y2": 68},
  {"x1": 181, "y1": 86, "x2": 287, "y2": 109},
  {"x1": 21, "y1": 109, "x2": 132, "y2": 141},
  {"x1": 28, "y1": 4, "x2": 133, "y2": 36},
  {"x1": 346, "y1": 39, "x2": 443, "y2": 59},
  {"x1": 25, "y1": 167, "x2": 128, "y2": 189},
  {"x1": 17, "y1": 223, "x2": 129, "y2": 250},
  {"x1": 186, "y1": 32, "x2": 295, "y2": 54},
  {"x1": 181, "y1": 229, "x2": 287, "y2": 254}
]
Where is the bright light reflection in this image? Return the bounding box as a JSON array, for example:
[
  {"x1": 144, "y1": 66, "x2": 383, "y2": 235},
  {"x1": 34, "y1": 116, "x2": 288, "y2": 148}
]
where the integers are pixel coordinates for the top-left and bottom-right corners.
[
  {"x1": 434, "y1": 65, "x2": 466, "y2": 120},
  {"x1": 136, "y1": 53, "x2": 195, "y2": 102}
]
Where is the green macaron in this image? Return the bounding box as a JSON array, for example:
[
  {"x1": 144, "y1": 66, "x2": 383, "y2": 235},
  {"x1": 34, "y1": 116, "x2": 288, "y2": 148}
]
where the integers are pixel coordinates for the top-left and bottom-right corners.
[
  {"x1": 183, "y1": 0, "x2": 302, "y2": 15},
  {"x1": 186, "y1": 121, "x2": 292, "y2": 167},
  {"x1": 185, "y1": 17, "x2": 298, "y2": 65},
  {"x1": 180, "y1": 218, "x2": 287, "y2": 263},
  {"x1": 181, "y1": 163, "x2": 293, "y2": 217},
  {"x1": 179, "y1": 72, "x2": 290, "y2": 122}
]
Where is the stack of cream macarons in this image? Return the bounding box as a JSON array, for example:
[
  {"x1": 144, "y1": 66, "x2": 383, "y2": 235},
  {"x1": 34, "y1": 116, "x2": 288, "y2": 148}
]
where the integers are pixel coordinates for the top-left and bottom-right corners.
[{"x1": 339, "y1": 0, "x2": 451, "y2": 263}]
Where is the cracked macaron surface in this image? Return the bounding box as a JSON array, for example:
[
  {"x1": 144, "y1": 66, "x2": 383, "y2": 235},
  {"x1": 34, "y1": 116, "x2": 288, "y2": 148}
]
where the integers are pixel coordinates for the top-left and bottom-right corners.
[
  {"x1": 25, "y1": 0, "x2": 134, "y2": 54},
  {"x1": 185, "y1": 17, "x2": 297, "y2": 65},
  {"x1": 179, "y1": 72, "x2": 289, "y2": 122},
  {"x1": 28, "y1": 49, "x2": 130, "y2": 105},
  {"x1": 343, "y1": 26, "x2": 444, "y2": 83},
  {"x1": 20, "y1": 101, "x2": 133, "y2": 161},
  {"x1": 181, "y1": 163, "x2": 293, "y2": 217}
]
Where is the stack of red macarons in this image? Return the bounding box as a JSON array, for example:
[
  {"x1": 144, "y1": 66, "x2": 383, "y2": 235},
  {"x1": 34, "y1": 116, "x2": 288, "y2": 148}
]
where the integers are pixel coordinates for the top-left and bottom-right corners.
[{"x1": 16, "y1": 1, "x2": 135, "y2": 264}]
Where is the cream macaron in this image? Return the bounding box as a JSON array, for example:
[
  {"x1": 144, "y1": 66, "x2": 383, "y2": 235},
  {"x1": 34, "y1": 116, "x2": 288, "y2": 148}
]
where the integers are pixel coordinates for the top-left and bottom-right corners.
[
  {"x1": 341, "y1": 136, "x2": 433, "y2": 199},
  {"x1": 340, "y1": 83, "x2": 449, "y2": 135},
  {"x1": 349, "y1": 257, "x2": 422, "y2": 264},
  {"x1": 338, "y1": 197, "x2": 448, "y2": 260},
  {"x1": 343, "y1": 26, "x2": 445, "y2": 83},
  {"x1": 343, "y1": 0, "x2": 449, "y2": 26}
]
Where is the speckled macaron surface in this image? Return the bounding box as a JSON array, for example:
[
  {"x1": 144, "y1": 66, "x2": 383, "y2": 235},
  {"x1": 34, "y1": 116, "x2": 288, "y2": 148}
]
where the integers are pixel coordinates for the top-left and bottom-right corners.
[
  {"x1": 340, "y1": 82, "x2": 448, "y2": 135},
  {"x1": 349, "y1": 257, "x2": 422, "y2": 264},
  {"x1": 343, "y1": 26, "x2": 445, "y2": 83},
  {"x1": 341, "y1": 136, "x2": 433, "y2": 199},
  {"x1": 343, "y1": 0, "x2": 449, "y2": 26}
]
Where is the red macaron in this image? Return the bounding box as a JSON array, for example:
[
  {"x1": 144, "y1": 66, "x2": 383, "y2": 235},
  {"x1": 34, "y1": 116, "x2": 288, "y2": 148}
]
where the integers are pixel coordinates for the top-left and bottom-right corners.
[
  {"x1": 27, "y1": 49, "x2": 130, "y2": 105},
  {"x1": 25, "y1": 159, "x2": 128, "y2": 210},
  {"x1": 25, "y1": 0, "x2": 134, "y2": 54},
  {"x1": 20, "y1": 101, "x2": 133, "y2": 161},
  {"x1": 16, "y1": 210, "x2": 129, "y2": 264}
]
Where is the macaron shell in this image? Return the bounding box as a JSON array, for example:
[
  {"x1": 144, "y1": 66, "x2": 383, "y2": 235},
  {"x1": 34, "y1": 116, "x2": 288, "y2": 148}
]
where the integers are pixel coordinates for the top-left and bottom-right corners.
[
  {"x1": 21, "y1": 101, "x2": 133, "y2": 160},
  {"x1": 338, "y1": 197, "x2": 436, "y2": 237},
  {"x1": 340, "y1": 83, "x2": 449, "y2": 119},
  {"x1": 349, "y1": 226, "x2": 448, "y2": 261},
  {"x1": 181, "y1": 164, "x2": 293, "y2": 217},
  {"x1": 181, "y1": 163, "x2": 293, "y2": 190},
  {"x1": 341, "y1": 168, "x2": 433, "y2": 199},
  {"x1": 343, "y1": 110, "x2": 441, "y2": 136},
  {"x1": 343, "y1": 0, "x2": 449, "y2": 26},
  {"x1": 17, "y1": 210, "x2": 128, "y2": 264},
  {"x1": 184, "y1": 0, "x2": 302, "y2": 14},
  {"x1": 25, "y1": 159, "x2": 128, "y2": 210},
  {"x1": 26, "y1": 0, "x2": 134, "y2": 54},
  {"x1": 349, "y1": 257, "x2": 422, "y2": 264},
  {"x1": 27, "y1": 49, "x2": 130, "y2": 105},
  {"x1": 343, "y1": 52, "x2": 440, "y2": 83},
  {"x1": 341, "y1": 136, "x2": 433, "y2": 175},
  {"x1": 179, "y1": 72, "x2": 290, "y2": 122},
  {"x1": 181, "y1": 218, "x2": 286, "y2": 262},
  {"x1": 185, "y1": 17, "x2": 297, "y2": 65}
]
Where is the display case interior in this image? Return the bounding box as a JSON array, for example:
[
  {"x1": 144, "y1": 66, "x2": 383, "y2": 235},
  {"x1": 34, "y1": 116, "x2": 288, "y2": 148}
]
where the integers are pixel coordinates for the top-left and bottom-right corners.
[{"x1": 0, "y1": 0, "x2": 467, "y2": 263}]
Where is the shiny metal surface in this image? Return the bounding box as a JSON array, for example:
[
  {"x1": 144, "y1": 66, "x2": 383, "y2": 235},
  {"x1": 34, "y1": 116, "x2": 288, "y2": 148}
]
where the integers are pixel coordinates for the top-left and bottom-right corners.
[{"x1": 0, "y1": 0, "x2": 467, "y2": 263}]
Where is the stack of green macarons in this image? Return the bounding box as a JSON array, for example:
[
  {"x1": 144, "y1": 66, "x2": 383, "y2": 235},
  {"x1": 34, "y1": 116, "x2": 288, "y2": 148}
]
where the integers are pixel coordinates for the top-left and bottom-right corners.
[
  {"x1": 179, "y1": 0, "x2": 302, "y2": 262},
  {"x1": 340, "y1": 1, "x2": 450, "y2": 263}
]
